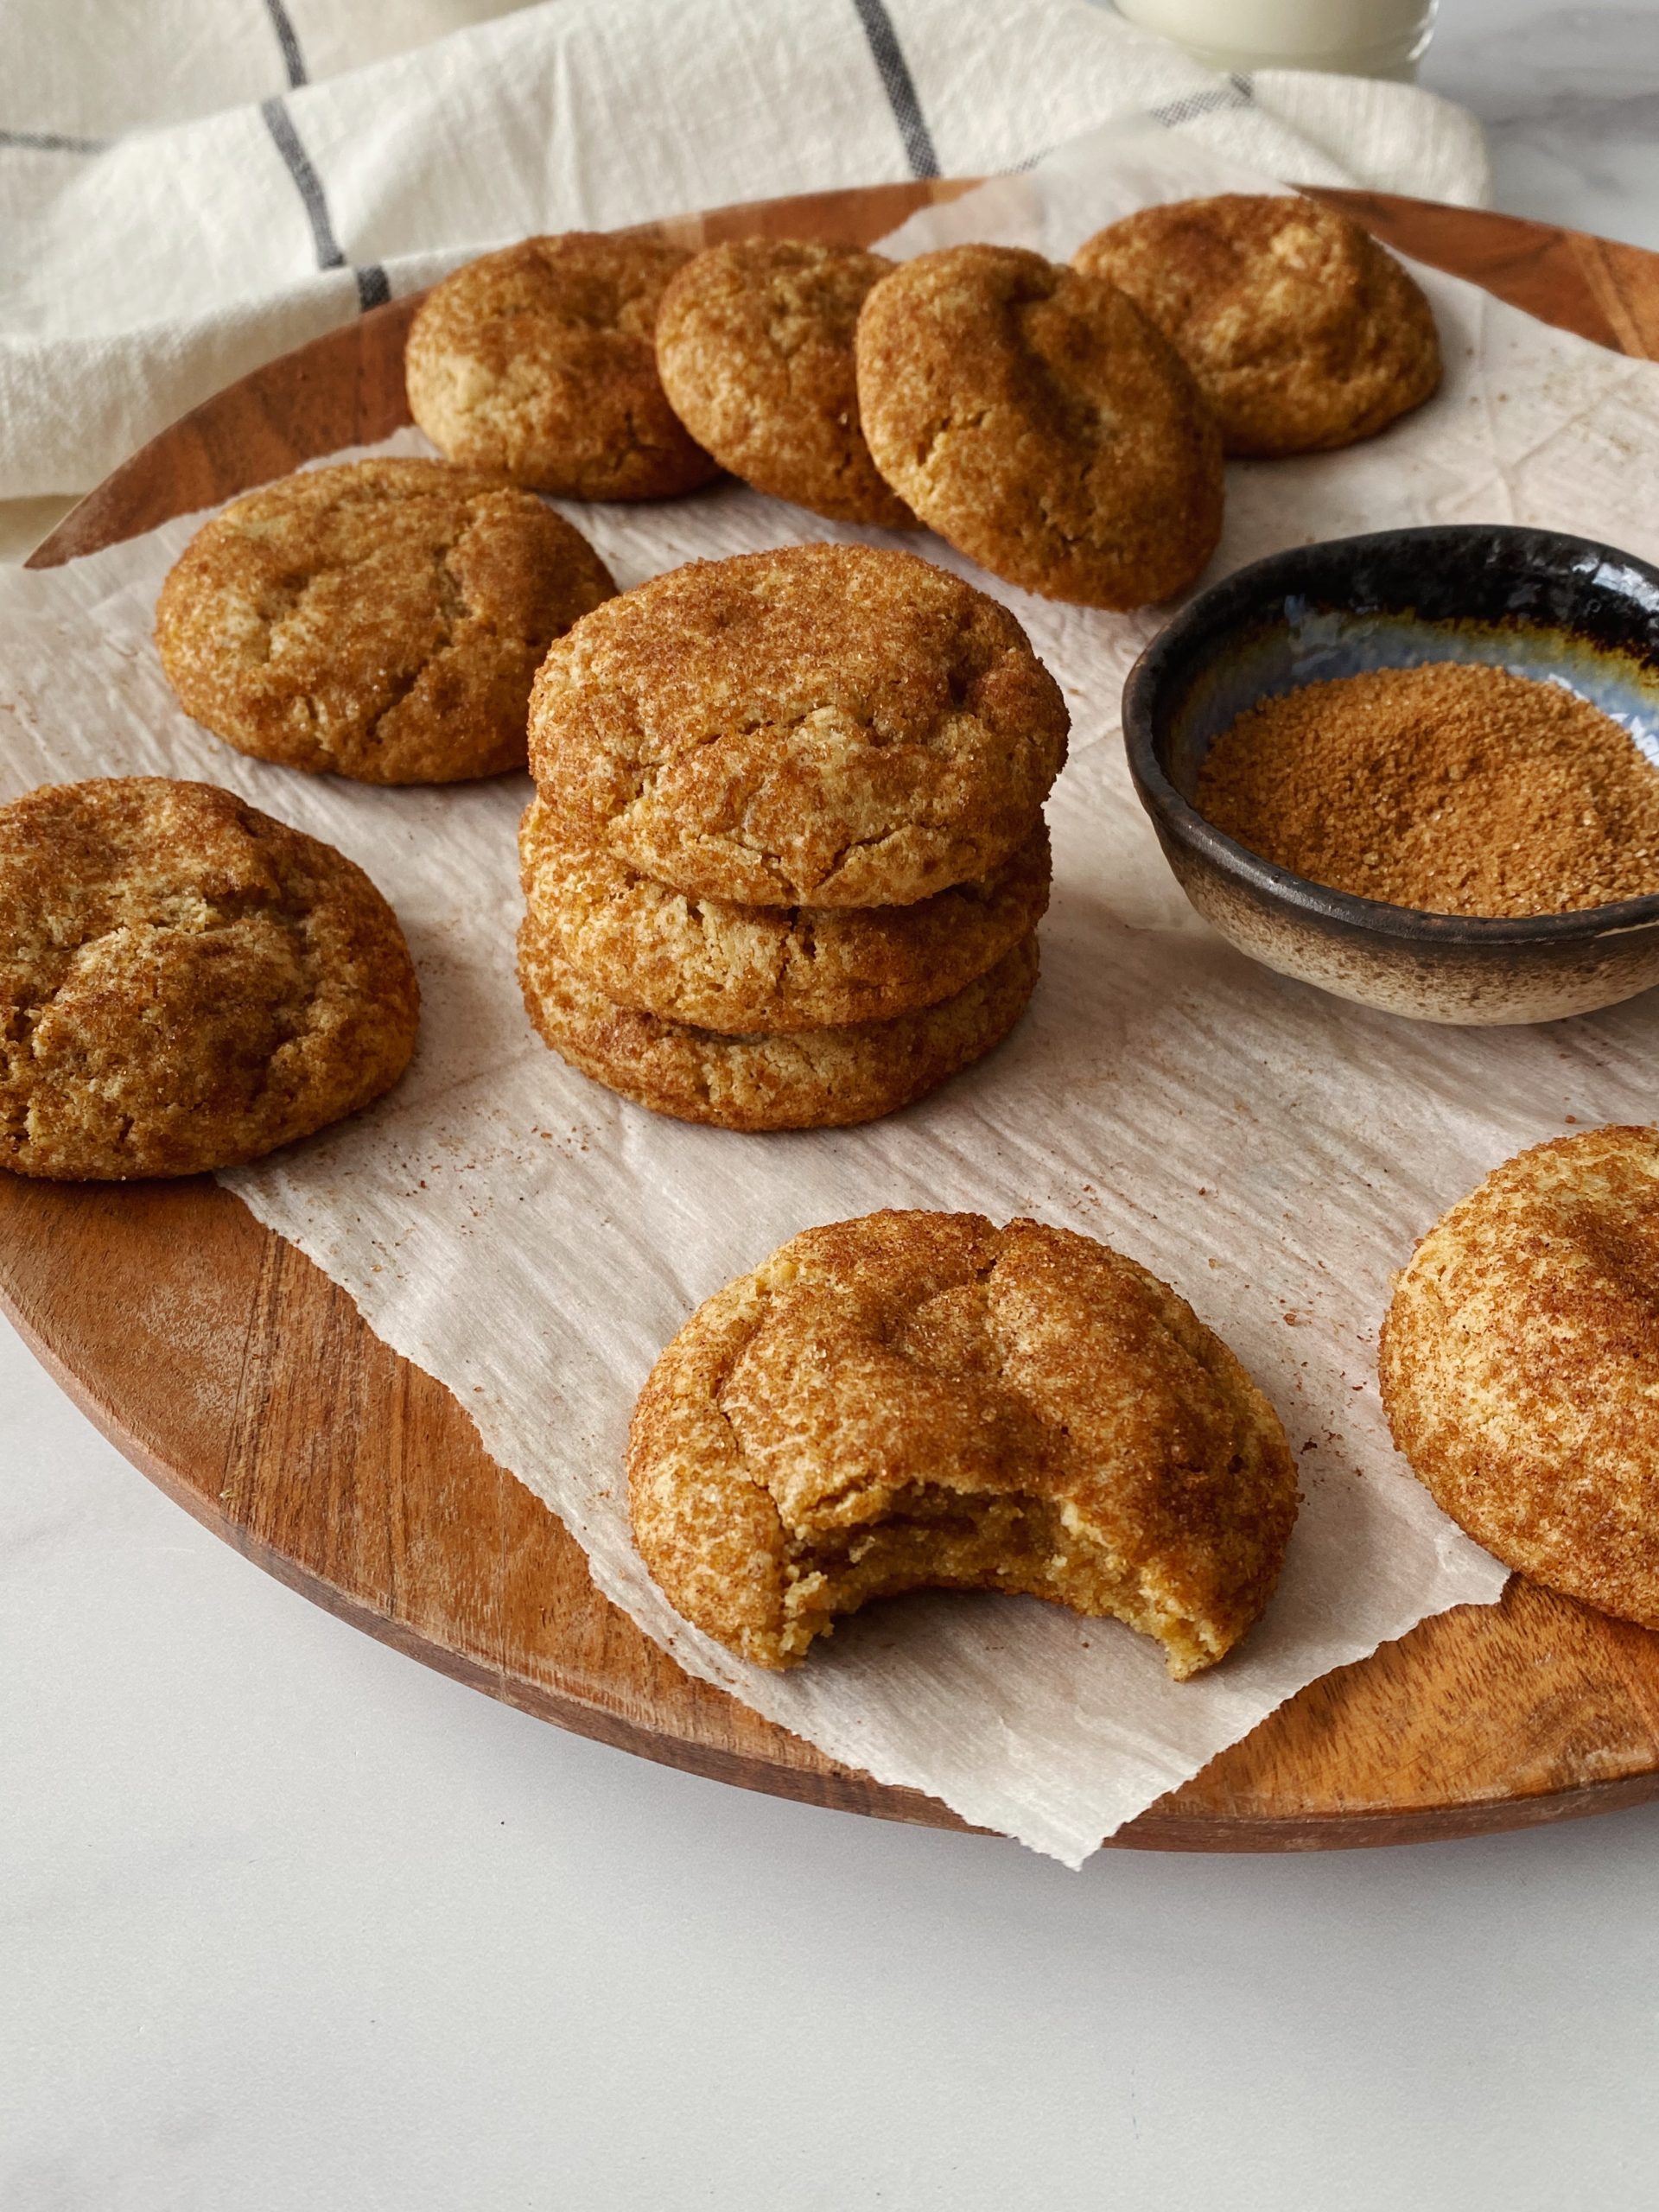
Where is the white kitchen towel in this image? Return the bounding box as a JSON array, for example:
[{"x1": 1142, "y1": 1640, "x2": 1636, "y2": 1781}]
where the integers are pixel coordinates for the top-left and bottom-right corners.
[{"x1": 1, "y1": 0, "x2": 1490, "y2": 503}]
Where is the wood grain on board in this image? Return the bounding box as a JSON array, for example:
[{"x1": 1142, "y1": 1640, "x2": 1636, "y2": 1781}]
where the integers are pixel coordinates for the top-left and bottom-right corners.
[{"x1": 9, "y1": 181, "x2": 1659, "y2": 1853}]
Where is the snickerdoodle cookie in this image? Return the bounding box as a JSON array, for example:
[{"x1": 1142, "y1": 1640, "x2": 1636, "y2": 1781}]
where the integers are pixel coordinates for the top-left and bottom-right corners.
[
  {"x1": 1380, "y1": 1125, "x2": 1659, "y2": 1627},
  {"x1": 526, "y1": 543, "x2": 1068, "y2": 908},
  {"x1": 1072, "y1": 195, "x2": 1442, "y2": 457},
  {"x1": 517, "y1": 914, "x2": 1037, "y2": 1129},
  {"x1": 156, "y1": 457, "x2": 615, "y2": 785},
  {"x1": 0, "y1": 778, "x2": 419, "y2": 1180},
  {"x1": 628, "y1": 1209, "x2": 1298, "y2": 1672},
  {"x1": 518, "y1": 795, "x2": 1049, "y2": 1032},
  {"x1": 654, "y1": 238, "x2": 913, "y2": 528},
  {"x1": 855, "y1": 244, "x2": 1224, "y2": 609},
  {"x1": 404, "y1": 232, "x2": 720, "y2": 499}
]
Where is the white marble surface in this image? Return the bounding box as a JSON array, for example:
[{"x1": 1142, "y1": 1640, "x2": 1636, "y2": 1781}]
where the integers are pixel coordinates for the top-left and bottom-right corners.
[
  {"x1": 8, "y1": 1327, "x2": 1659, "y2": 2211},
  {"x1": 1424, "y1": 0, "x2": 1659, "y2": 249},
  {"x1": 10, "y1": 5, "x2": 1659, "y2": 2206}
]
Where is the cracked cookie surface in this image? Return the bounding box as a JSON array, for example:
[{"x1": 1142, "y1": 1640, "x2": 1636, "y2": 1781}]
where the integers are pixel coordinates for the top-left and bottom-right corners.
[
  {"x1": 526, "y1": 543, "x2": 1068, "y2": 908},
  {"x1": 517, "y1": 914, "x2": 1037, "y2": 1129},
  {"x1": 655, "y1": 238, "x2": 914, "y2": 528},
  {"x1": 405, "y1": 232, "x2": 720, "y2": 499},
  {"x1": 1381, "y1": 1125, "x2": 1659, "y2": 1627},
  {"x1": 156, "y1": 457, "x2": 616, "y2": 785},
  {"x1": 855, "y1": 243, "x2": 1224, "y2": 609},
  {"x1": 627, "y1": 1209, "x2": 1299, "y2": 1671},
  {"x1": 518, "y1": 794, "x2": 1049, "y2": 1032},
  {"x1": 1072, "y1": 195, "x2": 1441, "y2": 458},
  {"x1": 0, "y1": 778, "x2": 419, "y2": 1179}
]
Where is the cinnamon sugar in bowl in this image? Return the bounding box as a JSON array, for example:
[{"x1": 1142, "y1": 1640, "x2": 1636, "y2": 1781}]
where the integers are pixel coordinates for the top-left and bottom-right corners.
[{"x1": 1122, "y1": 524, "x2": 1659, "y2": 1025}]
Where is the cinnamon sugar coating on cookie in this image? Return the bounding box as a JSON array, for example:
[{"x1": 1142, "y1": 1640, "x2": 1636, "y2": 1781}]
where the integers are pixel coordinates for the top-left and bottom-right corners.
[
  {"x1": 628, "y1": 1211, "x2": 1298, "y2": 1671},
  {"x1": 1073, "y1": 195, "x2": 1441, "y2": 457},
  {"x1": 518, "y1": 796, "x2": 1049, "y2": 1032},
  {"x1": 526, "y1": 543, "x2": 1068, "y2": 908},
  {"x1": 1380, "y1": 1126, "x2": 1659, "y2": 1626},
  {"x1": 405, "y1": 232, "x2": 720, "y2": 499},
  {"x1": 517, "y1": 915, "x2": 1037, "y2": 1129},
  {"x1": 0, "y1": 779, "x2": 419, "y2": 1179},
  {"x1": 855, "y1": 244, "x2": 1224, "y2": 609},
  {"x1": 156, "y1": 457, "x2": 616, "y2": 784},
  {"x1": 655, "y1": 238, "x2": 914, "y2": 528}
]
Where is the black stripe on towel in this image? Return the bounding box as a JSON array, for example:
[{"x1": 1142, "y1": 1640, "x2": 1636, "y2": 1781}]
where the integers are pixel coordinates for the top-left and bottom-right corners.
[
  {"x1": 260, "y1": 97, "x2": 391, "y2": 314},
  {"x1": 1148, "y1": 82, "x2": 1254, "y2": 129},
  {"x1": 264, "y1": 0, "x2": 310, "y2": 89},
  {"x1": 0, "y1": 126, "x2": 107, "y2": 153},
  {"x1": 261, "y1": 98, "x2": 343, "y2": 267},
  {"x1": 851, "y1": 0, "x2": 940, "y2": 181}
]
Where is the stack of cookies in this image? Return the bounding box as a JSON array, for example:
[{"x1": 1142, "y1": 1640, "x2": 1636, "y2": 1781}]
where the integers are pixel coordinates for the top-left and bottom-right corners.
[{"x1": 515, "y1": 539, "x2": 1069, "y2": 1131}]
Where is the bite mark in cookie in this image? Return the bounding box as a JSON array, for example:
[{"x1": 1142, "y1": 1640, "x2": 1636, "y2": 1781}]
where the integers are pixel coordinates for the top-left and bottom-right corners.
[{"x1": 628, "y1": 1210, "x2": 1298, "y2": 1671}]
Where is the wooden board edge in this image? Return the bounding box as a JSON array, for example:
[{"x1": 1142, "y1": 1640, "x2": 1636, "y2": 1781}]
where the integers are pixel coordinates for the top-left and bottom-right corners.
[
  {"x1": 26, "y1": 177, "x2": 980, "y2": 575},
  {"x1": 1119, "y1": 1770, "x2": 1659, "y2": 1853},
  {"x1": 0, "y1": 1204, "x2": 982, "y2": 1830},
  {"x1": 1302, "y1": 186, "x2": 1629, "y2": 352},
  {"x1": 33, "y1": 185, "x2": 1634, "y2": 577},
  {"x1": 12, "y1": 1219, "x2": 1659, "y2": 1858}
]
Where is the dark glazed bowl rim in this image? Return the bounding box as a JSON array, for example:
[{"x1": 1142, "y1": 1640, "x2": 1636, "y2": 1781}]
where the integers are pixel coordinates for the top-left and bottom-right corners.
[{"x1": 1122, "y1": 523, "x2": 1659, "y2": 947}]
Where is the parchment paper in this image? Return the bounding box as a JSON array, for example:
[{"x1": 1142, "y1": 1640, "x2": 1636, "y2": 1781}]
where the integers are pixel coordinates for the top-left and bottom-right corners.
[{"x1": 7, "y1": 130, "x2": 1659, "y2": 1865}]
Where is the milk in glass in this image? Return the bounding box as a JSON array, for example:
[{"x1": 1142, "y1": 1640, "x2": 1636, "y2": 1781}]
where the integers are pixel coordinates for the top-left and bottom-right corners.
[{"x1": 1115, "y1": 0, "x2": 1437, "y2": 79}]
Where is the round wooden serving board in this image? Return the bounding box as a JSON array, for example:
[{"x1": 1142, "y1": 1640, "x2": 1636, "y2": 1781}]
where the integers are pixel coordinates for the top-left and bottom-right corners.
[{"x1": 9, "y1": 183, "x2": 1659, "y2": 1853}]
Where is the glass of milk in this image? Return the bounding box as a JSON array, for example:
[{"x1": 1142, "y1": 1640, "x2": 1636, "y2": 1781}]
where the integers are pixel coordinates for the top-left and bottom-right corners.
[{"x1": 1115, "y1": 0, "x2": 1437, "y2": 79}]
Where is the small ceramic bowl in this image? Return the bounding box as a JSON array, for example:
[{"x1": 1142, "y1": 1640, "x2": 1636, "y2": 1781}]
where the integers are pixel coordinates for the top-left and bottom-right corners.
[{"x1": 1122, "y1": 524, "x2": 1659, "y2": 1025}]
